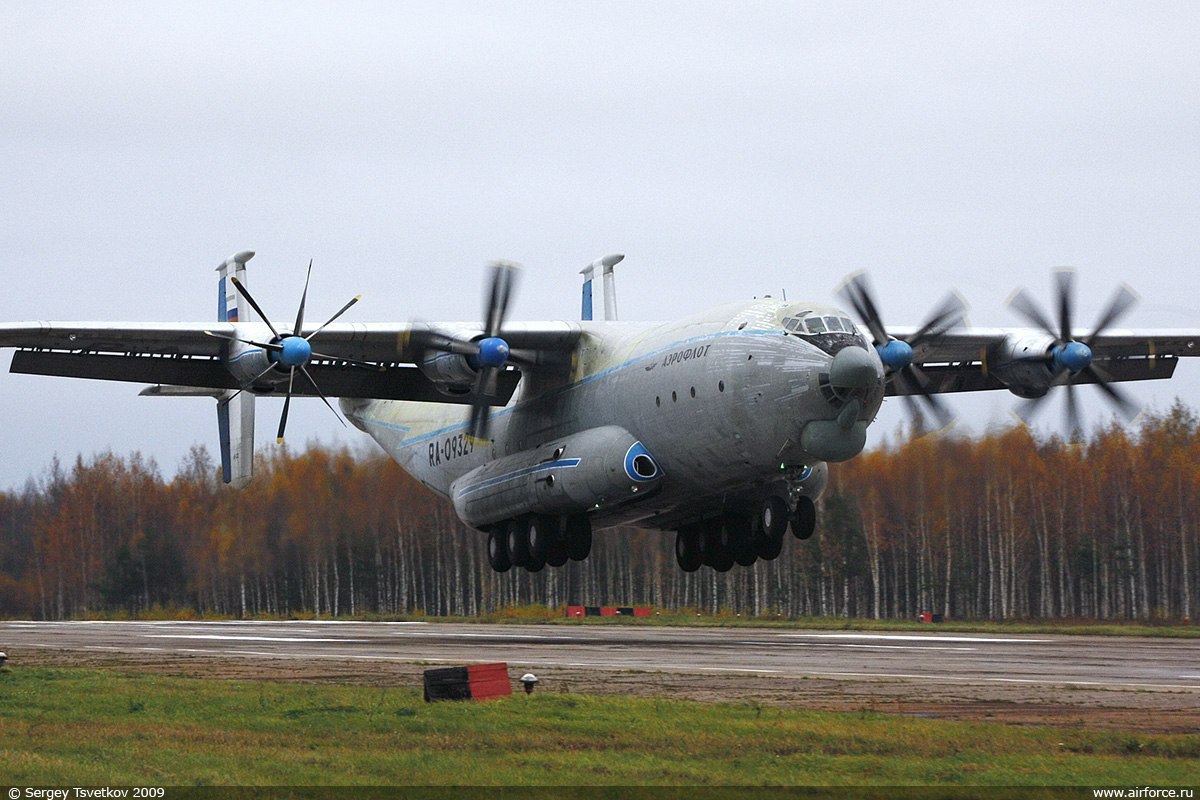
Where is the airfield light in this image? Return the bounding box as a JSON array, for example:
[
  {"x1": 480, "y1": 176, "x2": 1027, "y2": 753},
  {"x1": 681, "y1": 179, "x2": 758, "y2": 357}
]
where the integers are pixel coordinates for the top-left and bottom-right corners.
[
  {"x1": 0, "y1": 651, "x2": 6, "y2": 666},
  {"x1": 519, "y1": 673, "x2": 539, "y2": 695}
]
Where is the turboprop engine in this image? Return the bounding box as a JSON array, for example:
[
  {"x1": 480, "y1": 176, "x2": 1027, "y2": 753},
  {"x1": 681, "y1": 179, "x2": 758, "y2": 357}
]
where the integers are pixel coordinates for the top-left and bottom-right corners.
[{"x1": 451, "y1": 425, "x2": 663, "y2": 529}]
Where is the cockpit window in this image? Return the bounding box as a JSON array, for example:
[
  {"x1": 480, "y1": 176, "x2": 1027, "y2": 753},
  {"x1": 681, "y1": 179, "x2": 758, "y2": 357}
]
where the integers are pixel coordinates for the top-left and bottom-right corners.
[{"x1": 806, "y1": 317, "x2": 827, "y2": 334}]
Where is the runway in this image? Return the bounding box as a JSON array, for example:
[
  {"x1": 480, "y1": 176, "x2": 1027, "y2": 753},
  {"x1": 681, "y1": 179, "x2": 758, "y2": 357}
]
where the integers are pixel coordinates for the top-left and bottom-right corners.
[{"x1": 3, "y1": 620, "x2": 1198, "y2": 730}]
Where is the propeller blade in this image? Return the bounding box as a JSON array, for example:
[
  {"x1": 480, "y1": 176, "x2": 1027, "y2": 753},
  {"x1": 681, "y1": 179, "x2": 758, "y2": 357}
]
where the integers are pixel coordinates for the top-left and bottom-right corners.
[
  {"x1": 309, "y1": 350, "x2": 386, "y2": 371},
  {"x1": 299, "y1": 364, "x2": 347, "y2": 428},
  {"x1": 908, "y1": 292, "x2": 967, "y2": 349},
  {"x1": 1064, "y1": 380, "x2": 1082, "y2": 443},
  {"x1": 229, "y1": 277, "x2": 282, "y2": 340},
  {"x1": 277, "y1": 368, "x2": 295, "y2": 443},
  {"x1": 223, "y1": 362, "x2": 279, "y2": 405},
  {"x1": 409, "y1": 329, "x2": 479, "y2": 358},
  {"x1": 1085, "y1": 285, "x2": 1138, "y2": 345},
  {"x1": 906, "y1": 364, "x2": 955, "y2": 430},
  {"x1": 204, "y1": 330, "x2": 283, "y2": 351},
  {"x1": 1055, "y1": 269, "x2": 1075, "y2": 343},
  {"x1": 484, "y1": 262, "x2": 518, "y2": 338},
  {"x1": 294, "y1": 259, "x2": 313, "y2": 336},
  {"x1": 305, "y1": 295, "x2": 362, "y2": 341},
  {"x1": 838, "y1": 274, "x2": 888, "y2": 345},
  {"x1": 1015, "y1": 395, "x2": 1050, "y2": 426},
  {"x1": 1084, "y1": 364, "x2": 1140, "y2": 421},
  {"x1": 1008, "y1": 288, "x2": 1059, "y2": 342}
]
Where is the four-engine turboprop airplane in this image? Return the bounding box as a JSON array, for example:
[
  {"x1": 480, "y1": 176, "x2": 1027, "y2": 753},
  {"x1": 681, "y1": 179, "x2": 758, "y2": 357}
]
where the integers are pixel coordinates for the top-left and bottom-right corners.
[{"x1": 3, "y1": 252, "x2": 1198, "y2": 574}]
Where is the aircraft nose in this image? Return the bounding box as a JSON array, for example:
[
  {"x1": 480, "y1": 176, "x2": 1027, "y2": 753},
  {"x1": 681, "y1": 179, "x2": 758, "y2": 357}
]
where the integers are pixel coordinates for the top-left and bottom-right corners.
[{"x1": 827, "y1": 346, "x2": 879, "y2": 390}]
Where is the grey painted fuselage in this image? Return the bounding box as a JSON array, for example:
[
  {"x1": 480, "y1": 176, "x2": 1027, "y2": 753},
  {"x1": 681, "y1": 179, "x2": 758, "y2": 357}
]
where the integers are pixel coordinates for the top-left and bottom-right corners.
[{"x1": 341, "y1": 297, "x2": 885, "y2": 532}]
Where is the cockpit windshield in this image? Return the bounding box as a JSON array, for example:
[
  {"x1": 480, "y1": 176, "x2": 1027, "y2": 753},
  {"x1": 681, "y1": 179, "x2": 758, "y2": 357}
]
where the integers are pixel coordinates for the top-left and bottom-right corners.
[
  {"x1": 782, "y1": 315, "x2": 858, "y2": 336},
  {"x1": 781, "y1": 313, "x2": 866, "y2": 356}
]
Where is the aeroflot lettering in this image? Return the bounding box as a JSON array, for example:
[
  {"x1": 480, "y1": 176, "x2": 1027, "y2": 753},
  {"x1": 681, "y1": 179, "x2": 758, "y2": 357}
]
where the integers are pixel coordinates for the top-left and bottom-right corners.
[{"x1": 660, "y1": 344, "x2": 711, "y2": 368}]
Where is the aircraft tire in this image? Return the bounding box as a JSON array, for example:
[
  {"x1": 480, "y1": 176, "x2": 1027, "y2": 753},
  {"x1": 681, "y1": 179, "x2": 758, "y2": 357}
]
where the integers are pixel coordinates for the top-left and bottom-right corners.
[
  {"x1": 759, "y1": 496, "x2": 789, "y2": 540},
  {"x1": 791, "y1": 496, "x2": 817, "y2": 540},
  {"x1": 546, "y1": 527, "x2": 570, "y2": 568},
  {"x1": 711, "y1": 550, "x2": 735, "y2": 572},
  {"x1": 699, "y1": 522, "x2": 722, "y2": 567},
  {"x1": 527, "y1": 514, "x2": 558, "y2": 563},
  {"x1": 565, "y1": 515, "x2": 592, "y2": 561},
  {"x1": 507, "y1": 518, "x2": 531, "y2": 566},
  {"x1": 675, "y1": 528, "x2": 703, "y2": 572},
  {"x1": 755, "y1": 531, "x2": 784, "y2": 560},
  {"x1": 487, "y1": 528, "x2": 512, "y2": 572},
  {"x1": 525, "y1": 552, "x2": 547, "y2": 573},
  {"x1": 727, "y1": 516, "x2": 757, "y2": 567}
]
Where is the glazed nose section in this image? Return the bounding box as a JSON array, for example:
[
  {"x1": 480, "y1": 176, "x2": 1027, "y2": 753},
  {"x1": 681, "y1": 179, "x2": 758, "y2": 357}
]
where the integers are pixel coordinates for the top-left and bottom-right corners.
[{"x1": 828, "y1": 345, "x2": 878, "y2": 390}]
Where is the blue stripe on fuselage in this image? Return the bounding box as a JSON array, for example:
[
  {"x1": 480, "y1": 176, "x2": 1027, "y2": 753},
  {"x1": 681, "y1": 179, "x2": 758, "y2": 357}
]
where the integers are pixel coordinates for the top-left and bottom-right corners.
[
  {"x1": 361, "y1": 327, "x2": 796, "y2": 449},
  {"x1": 453, "y1": 457, "x2": 582, "y2": 499}
]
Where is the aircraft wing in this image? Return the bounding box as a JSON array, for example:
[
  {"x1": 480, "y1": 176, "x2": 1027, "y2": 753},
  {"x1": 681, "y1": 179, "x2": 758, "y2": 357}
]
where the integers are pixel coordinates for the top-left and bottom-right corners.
[
  {"x1": 0, "y1": 320, "x2": 581, "y2": 404},
  {"x1": 883, "y1": 326, "x2": 1200, "y2": 396}
]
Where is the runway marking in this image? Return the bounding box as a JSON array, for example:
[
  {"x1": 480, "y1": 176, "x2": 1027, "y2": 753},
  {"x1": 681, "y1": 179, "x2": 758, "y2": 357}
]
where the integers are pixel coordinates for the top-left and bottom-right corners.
[
  {"x1": 781, "y1": 633, "x2": 1052, "y2": 643},
  {"x1": 146, "y1": 635, "x2": 371, "y2": 643},
  {"x1": 736, "y1": 641, "x2": 978, "y2": 652}
]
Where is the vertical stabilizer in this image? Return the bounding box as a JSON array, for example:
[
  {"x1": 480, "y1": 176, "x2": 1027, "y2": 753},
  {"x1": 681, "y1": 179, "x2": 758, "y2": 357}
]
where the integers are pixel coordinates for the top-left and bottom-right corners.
[
  {"x1": 579, "y1": 265, "x2": 595, "y2": 320},
  {"x1": 580, "y1": 253, "x2": 624, "y2": 321},
  {"x1": 215, "y1": 251, "x2": 257, "y2": 487}
]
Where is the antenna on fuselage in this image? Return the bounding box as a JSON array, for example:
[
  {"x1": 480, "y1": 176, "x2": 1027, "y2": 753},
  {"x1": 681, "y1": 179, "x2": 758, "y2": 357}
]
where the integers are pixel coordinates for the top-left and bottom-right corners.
[{"x1": 580, "y1": 253, "x2": 624, "y2": 321}]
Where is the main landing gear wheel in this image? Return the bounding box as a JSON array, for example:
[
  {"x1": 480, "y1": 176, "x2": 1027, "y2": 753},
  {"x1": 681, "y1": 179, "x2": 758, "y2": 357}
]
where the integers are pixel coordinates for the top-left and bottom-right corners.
[
  {"x1": 701, "y1": 523, "x2": 735, "y2": 573},
  {"x1": 487, "y1": 527, "x2": 512, "y2": 572},
  {"x1": 507, "y1": 518, "x2": 531, "y2": 567},
  {"x1": 754, "y1": 496, "x2": 787, "y2": 561},
  {"x1": 542, "y1": 516, "x2": 570, "y2": 568},
  {"x1": 565, "y1": 515, "x2": 592, "y2": 561},
  {"x1": 727, "y1": 516, "x2": 757, "y2": 567},
  {"x1": 791, "y1": 496, "x2": 817, "y2": 540},
  {"x1": 675, "y1": 527, "x2": 703, "y2": 572},
  {"x1": 525, "y1": 515, "x2": 557, "y2": 572}
]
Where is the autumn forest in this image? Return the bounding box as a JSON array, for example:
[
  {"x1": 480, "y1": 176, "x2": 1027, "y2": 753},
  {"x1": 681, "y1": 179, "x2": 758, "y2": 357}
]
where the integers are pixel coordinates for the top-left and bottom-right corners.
[{"x1": 1, "y1": 402, "x2": 1198, "y2": 622}]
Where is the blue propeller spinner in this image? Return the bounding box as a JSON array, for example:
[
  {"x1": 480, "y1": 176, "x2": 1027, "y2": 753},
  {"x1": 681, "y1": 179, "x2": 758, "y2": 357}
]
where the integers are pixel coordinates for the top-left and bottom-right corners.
[
  {"x1": 839, "y1": 272, "x2": 967, "y2": 432},
  {"x1": 1008, "y1": 269, "x2": 1138, "y2": 438},
  {"x1": 206, "y1": 260, "x2": 379, "y2": 442}
]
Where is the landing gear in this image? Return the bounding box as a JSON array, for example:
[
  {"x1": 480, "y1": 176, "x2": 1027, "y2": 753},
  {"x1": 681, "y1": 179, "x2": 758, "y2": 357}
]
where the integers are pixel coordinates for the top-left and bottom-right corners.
[
  {"x1": 677, "y1": 500, "x2": 798, "y2": 573},
  {"x1": 486, "y1": 514, "x2": 588, "y2": 573},
  {"x1": 487, "y1": 527, "x2": 512, "y2": 572},
  {"x1": 675, "y1": 526, "x2": 703, "y2": 572},
  {"x1": 507, "y1": 518, "x2": 532, "y2": 567},
  {"x1": 727, "y1": 516, "x2": 757, "y2": 567},
  {"x1": 753, "y1": 496, "x2": 787, "y2": 560},
  {"x1": 565, "y1": 514, "x2": 592, "y2": 561},
  {"x1": 791, "y1": 496, "x2": 817, "y2": 540}
]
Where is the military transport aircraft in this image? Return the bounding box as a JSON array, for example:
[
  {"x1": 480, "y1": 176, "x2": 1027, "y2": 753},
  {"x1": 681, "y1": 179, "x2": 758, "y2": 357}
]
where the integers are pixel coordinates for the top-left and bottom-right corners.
[{"x1": 2, "y1": 252, "x2": 1197, "y2": 574}]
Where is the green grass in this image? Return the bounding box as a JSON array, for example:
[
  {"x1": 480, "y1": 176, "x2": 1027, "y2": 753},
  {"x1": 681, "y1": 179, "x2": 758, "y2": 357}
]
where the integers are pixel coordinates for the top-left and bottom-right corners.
[{"x1": 1, "y1": 667, "x2": 1197, "y2": 787}]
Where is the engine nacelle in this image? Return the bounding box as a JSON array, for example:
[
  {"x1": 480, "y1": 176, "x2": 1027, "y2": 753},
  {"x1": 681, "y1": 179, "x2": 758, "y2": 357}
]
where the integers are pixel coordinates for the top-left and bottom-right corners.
[
  {"x1": 418, "y1": 351, "x2": 479, "y2": 393},
  {"x1": 451, "y1": 425, "x2": 663, "y2": 529},
  {"x1": 225, "y1": 339, "x2": 279, "y2": 387},
  {"x1": 986, "y1": 332, "x2": 1056, "y2": 399}
]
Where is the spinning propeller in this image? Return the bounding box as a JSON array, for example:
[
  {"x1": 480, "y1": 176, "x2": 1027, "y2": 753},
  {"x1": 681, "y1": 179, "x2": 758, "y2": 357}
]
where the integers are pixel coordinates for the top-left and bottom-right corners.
[
  {"x1": 206, "y1": 260, "x2": 381, "y2": 442},
  {"x1": 410, "y1": 262, "x2": 535, "y2": 441},
  {"x1": 839, "y1": 272, "x2": 967, "y2": 431},
  {"x1": 1008, "y1": 269, "x2": 1139, "y2": 438}
]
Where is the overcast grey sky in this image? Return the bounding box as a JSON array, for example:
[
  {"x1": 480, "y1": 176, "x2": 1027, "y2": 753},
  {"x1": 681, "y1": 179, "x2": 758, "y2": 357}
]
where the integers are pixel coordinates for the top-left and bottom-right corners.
[{"x1": 2, "y1": 1, "x2": 1199, "y2": 489}]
